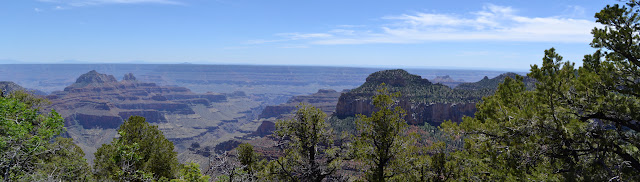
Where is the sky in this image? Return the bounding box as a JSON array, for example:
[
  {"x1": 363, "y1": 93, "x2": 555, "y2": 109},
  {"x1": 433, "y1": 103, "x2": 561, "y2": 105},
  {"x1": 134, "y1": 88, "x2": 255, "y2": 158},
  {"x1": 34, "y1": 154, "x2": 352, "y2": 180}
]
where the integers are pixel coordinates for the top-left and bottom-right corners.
[{"x1": 0, "y1": 0, "x2": 615, "y2": 71}]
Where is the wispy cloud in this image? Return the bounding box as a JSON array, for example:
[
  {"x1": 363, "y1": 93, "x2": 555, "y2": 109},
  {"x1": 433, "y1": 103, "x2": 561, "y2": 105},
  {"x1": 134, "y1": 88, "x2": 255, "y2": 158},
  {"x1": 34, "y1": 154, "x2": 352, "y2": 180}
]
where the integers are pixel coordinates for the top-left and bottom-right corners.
[
  {"x1": 246, "y1": 33, "x2": 332, "y2": 44},
  {"x1": 276, "y1": 33, "x2": 332, "y2": 40},
  {"x1": 256, "y1": 4, "x2": 600, "y2": 45},
  {"x1": 37, "y1": 0, "x2": 183, "y2": 8}
]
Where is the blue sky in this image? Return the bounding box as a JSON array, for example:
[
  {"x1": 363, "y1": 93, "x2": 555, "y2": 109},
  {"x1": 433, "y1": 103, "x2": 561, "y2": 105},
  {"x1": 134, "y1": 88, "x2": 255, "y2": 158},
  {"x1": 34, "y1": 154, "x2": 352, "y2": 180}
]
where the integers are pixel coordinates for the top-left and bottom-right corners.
[{"x1": 1, "y1": 0, "x2": 614, "y2": 71}]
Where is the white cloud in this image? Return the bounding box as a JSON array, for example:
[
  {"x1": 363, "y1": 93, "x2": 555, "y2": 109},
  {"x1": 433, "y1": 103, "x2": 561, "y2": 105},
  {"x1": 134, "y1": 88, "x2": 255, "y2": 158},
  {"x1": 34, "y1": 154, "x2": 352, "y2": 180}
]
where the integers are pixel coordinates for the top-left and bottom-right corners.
[
  {"x1": 261, "y1": 4, "x2": 600, "y2": 45},
  {"x1": 275, "y1": 33, "x2": 332, "y2": 40},
  {"x1": 247, "y1": 33, "x2": 332, "y2": 44},
  {"x1": 37, "y1": 0, "x2": 183, "y2": 8}
]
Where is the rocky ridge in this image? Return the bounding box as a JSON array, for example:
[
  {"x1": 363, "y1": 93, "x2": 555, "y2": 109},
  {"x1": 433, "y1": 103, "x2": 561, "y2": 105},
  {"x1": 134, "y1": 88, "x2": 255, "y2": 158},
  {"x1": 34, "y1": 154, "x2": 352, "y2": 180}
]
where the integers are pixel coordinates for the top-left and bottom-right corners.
[{"x1": 335, "y1": 69, "x2": 531, "y2": 126}]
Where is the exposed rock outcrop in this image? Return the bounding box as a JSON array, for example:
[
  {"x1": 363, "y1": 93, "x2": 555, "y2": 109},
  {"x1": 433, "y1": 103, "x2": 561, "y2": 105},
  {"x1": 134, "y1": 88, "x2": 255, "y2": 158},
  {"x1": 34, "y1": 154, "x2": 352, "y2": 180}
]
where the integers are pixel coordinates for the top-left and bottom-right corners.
[
  {"x1": 335, "y1": 69, "x2": 529, "y2": 126},
  {"x1": 47, "y1": 71, "x2": 228, "y2": 129},
  {"x1": 65, "y1": 113, "x2": 123, "y2": 129},
  {"x1": 254, "y1": 121, "x2": 276, "y2": 137},
  {"x1": 66, "y1": 70, "x2": 118, "y2": 90},
  {"x1": 118, "y1": 110, "x2": 167, "y2": 123},
  {"x1": 259, "y1": 89, "x2": 343, "y2": 119}
]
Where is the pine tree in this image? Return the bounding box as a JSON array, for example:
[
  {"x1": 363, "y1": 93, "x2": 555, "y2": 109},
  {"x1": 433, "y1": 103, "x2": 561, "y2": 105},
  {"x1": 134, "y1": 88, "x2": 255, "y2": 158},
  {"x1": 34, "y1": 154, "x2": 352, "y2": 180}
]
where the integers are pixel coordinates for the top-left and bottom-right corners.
[
  {"x1": 441, "y1": 1, "x2": 640, "y2": 180},
  {"x1": 94, "y1": 116, "x2": 180, "y2": 181},
  {"x1": 354, "y1": 84, "x2": 414, "y2": 182},
  {"x1": 268, "y1": 104, "x2": 342, "y2": 182}
]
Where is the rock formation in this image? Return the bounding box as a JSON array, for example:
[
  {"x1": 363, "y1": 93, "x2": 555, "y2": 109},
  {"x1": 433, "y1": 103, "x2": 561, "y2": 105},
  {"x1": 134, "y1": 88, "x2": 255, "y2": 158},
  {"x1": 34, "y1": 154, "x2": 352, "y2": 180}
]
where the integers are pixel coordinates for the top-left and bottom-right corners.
[
  {"x1": 43, "y1": 70, "x2": 271, "y2": 164},
  {"x1": 258, "y1": 89, "x2": 342, "y2": 119},
  {"x1": 254, "y1": 120, "x2": 276, "y2": 137},
  {"x1": 253, "y1": 89, "x2": 343, "y2": 136},
  {"x1": 335, "y1": 69, "x2": 532, "y2": 126},
  {"x1": 47, "y1": 70, "x2": 227, "y2": 129}
]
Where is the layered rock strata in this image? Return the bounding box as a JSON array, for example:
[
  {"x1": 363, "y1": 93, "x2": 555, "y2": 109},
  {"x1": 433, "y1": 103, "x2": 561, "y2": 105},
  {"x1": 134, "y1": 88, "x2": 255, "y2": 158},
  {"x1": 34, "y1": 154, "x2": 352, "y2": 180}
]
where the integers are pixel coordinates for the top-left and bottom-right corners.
[
  {"x1": 335, "y1": 69, "x2": 531, "y2": 126},
  {"x1": 47, "y1": 70, "x2": 227, "y2": 129}
]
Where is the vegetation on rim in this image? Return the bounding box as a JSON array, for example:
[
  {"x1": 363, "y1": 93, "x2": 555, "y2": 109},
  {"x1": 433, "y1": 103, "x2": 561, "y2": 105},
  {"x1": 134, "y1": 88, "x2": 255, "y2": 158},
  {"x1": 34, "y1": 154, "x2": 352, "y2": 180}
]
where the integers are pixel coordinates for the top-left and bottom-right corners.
[{"x1": 2, "y1": 0, "x2": 640, "y2": 181}]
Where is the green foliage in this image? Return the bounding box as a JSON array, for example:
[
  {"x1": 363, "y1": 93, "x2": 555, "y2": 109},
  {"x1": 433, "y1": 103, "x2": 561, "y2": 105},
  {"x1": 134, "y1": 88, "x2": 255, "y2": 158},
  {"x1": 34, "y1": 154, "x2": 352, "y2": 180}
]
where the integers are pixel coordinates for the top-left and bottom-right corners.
[
  {"x1": 0, "y1": 92, "x2": 61, "y2": 180},
  {"x1": 402, "y1": 142, "x2": 463, "y2": 182},
  {"x1": 349, "y1": 70, "x2": 474, "y2": 104},
  {"x1": 4, "y1": 90, "x2": 50, "y2": 110},
  {"x1": 237, "y1": 143, "x2": 259, "y2": 175},
  {"x1": 94, "y1": 116, "x2": 180, "y2": 181},
  {"x1": 171, "y1": 163, "x2": 209, "y2": 182},
  {"x1": 454, "y1": 72, "x2": 536, "y2": 92},
  {"x1": 442, "y1": 5, "x2": 640, "y2": 179},
  {"x1": 0, "y1": 91, "x2": 91, "y2": 181},
  {"x1": 268, "y1": 104, "x2": 343, "y2": 182},
  {"x1": 442, "y1": 74, "x2": 562, "y2": 180},
  {"x1": 31, "y1": 137, "x2": 94, "y2": 181},
  {"x1": 347, "y1": 69, "x2": 534, "y2": 105},
  {"x1": 354, "y1": 84, "x2": 415, "y2": 182},
  {"x1": 326, "y1": 116, "x2": 357, "y2": 135}
]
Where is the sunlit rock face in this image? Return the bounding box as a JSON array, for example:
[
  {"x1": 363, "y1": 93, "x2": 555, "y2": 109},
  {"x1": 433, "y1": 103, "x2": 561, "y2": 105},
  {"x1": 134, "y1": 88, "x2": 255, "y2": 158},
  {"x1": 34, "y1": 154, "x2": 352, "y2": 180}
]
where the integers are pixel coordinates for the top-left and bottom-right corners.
[
  {"x1": 335, "y1": 97, "x2": 476, "y2": 126},
  {"x1": 334, "y1": 69, "x2": 527, "y2": 126}
]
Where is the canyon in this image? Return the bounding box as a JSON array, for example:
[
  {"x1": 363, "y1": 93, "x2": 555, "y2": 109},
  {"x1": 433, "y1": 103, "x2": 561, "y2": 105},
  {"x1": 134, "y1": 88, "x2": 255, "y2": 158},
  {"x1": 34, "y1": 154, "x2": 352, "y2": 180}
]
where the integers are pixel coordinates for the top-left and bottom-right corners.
[
  {"x1": 44, "y1": 70, "x2": 263, "y2": 162},
  {"x1": 0, "y1": 64, "x2": 524, "y2": 169}
]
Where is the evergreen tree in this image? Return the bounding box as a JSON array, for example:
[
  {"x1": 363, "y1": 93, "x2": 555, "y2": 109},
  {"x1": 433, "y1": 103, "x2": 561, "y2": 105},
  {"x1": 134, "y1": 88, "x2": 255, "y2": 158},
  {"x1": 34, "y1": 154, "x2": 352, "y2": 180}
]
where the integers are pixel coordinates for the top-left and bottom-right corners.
[
  {"x1": 94, "y1": 116, "x2": 180, "y2": 181},
  {"x1": 441, "y1": 1, "x2": 640, "y2": 180},
  {"x1": 267, "y1": 104, "x2": 342, "y2": 182},
  {"x1": 0, "y1": 90, "x2": 91, "y2": 181},
  {"x1": 171, "y1": 163, "x2": 209, "y2": 182},
  {"x1": 354, "y1": 84, "x2": 414, "y2": 182},
  {"x1": 237, "y1": 143, "x2": 259, "y2": 175},
  {"x1": 33, "y1": 137, "x2": 94, "y2": 181}
]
